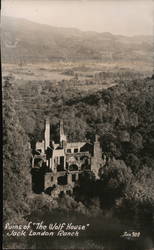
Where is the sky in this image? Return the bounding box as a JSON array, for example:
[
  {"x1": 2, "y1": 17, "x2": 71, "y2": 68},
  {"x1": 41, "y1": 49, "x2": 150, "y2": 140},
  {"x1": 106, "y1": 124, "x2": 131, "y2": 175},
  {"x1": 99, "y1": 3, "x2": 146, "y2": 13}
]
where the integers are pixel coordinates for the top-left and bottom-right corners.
[{"x1": 2, "y1": 0, "x2": 154, "y2": 36}]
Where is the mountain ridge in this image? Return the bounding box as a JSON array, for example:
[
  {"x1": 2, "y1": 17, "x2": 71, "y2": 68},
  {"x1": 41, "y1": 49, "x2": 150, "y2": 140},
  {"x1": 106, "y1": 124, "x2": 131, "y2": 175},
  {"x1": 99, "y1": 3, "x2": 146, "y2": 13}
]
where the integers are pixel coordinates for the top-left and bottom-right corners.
[{"x1": 2, "y1": 16, "x2": 153, "y2": 64}]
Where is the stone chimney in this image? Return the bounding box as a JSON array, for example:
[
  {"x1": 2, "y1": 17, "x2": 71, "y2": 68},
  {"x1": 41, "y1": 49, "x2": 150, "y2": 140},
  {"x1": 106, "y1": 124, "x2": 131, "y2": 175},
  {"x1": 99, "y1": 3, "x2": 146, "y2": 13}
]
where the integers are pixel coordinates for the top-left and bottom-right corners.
[
  {"x1": 45, "y1": 118, "x2": 50, "y2": 150},
  {"x1": 60, "y1": 120, "x2": 67, "y2": 143}
]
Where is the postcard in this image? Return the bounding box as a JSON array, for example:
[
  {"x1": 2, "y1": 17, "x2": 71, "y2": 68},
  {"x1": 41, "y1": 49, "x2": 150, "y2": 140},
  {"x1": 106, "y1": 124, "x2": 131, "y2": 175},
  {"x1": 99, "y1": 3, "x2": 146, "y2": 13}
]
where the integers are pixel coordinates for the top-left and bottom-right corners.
[{"x1": 2, "y1": 0, "x2": 154, "y2": 249}]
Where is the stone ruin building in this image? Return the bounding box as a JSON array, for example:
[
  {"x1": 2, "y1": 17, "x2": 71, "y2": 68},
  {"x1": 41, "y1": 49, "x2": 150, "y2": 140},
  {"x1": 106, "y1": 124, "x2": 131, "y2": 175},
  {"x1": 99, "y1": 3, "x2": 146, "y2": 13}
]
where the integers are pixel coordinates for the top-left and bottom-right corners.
[{"x1": 31, "y1": 119, "x2": 104, "y2": 195}]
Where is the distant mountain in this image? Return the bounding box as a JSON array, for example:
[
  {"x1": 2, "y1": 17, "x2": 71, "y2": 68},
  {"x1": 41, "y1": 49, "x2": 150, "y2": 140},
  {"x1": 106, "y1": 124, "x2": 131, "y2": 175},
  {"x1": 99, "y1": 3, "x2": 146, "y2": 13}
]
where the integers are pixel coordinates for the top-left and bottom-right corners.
[{"x1": 1, "y1": 16, "x2": 153, "y2": 64}]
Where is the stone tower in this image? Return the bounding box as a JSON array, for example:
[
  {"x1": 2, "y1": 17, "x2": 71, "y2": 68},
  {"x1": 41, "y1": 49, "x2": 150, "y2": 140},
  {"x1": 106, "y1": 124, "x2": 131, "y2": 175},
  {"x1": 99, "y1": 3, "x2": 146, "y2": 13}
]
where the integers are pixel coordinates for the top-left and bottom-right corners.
[
  {"x1": 60, "y1": 120, "x2": 67, "y2": 143},
  {"x1": 45, "y1": 118, "x2": 50, "y2": 150},
  {"x1": 91, "y1": 135, "x2": 103, "y2": 178}
]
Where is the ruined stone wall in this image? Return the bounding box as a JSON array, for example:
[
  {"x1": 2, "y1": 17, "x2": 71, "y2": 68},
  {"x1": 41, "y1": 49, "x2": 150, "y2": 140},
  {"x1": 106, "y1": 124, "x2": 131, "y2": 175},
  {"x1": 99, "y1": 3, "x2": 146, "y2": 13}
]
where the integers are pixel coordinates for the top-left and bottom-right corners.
[
  {"x1": 44, "y1": 172, "x2": 56, "y2": 190},
  {"x1": 36, "y1": 141, "x2": 45, "y2": 153},
  {"x1": 51, "y1": 149, "x2": 66, "y2": 171},
  {"x1": 66, "y1": 142, "x2": 85, "y2": 153}
]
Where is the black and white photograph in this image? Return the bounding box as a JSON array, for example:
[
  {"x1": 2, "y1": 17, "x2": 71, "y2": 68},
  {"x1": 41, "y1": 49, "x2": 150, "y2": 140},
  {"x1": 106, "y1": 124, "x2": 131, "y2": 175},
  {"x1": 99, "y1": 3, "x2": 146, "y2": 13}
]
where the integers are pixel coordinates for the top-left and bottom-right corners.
[{"x1": 2, "y1": 0, "x2": 154, "y2": 249}]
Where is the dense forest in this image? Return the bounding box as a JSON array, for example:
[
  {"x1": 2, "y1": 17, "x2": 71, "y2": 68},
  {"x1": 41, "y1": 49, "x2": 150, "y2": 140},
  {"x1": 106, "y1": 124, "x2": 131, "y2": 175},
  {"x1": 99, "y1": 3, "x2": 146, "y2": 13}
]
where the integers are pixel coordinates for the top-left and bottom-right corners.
[{"x1": 3, "y1": 75, "x2": 154, "y2": 249}]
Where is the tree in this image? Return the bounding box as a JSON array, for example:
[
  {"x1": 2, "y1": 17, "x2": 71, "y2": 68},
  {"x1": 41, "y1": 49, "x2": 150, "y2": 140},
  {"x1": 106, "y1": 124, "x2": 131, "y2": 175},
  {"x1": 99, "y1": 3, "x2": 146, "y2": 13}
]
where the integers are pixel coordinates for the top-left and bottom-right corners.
[
  {"x1": 115, "y1": 167, "x2": 154, "y2": 227},
  {"x1": 74, "y1": 170, "x2": 96, "y2": 204},
  {"x1": 3, "y1": 76, "x2": 31, "y2": 222},
  {"x1": 125, "y1": 153, "x2": 140, "y2": 173},
  {"x1": 100, "y1": 159, "x2": 134, "y2": 208}
]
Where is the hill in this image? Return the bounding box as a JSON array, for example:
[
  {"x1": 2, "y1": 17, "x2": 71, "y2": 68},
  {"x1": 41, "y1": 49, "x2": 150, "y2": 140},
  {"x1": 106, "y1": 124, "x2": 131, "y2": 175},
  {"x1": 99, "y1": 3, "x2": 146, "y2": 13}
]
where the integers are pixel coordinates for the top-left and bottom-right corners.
[{"x1": 1, "y1": 16, "x2": 153, "y2": 64}]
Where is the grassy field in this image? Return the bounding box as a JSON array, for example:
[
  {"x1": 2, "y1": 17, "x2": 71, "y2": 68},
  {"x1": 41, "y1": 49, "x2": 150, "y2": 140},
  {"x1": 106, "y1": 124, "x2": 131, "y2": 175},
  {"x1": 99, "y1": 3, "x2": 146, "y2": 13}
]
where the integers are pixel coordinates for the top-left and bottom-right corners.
[{"x1": 3, "y1": 60, "x2": 152, "y2": 79}]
